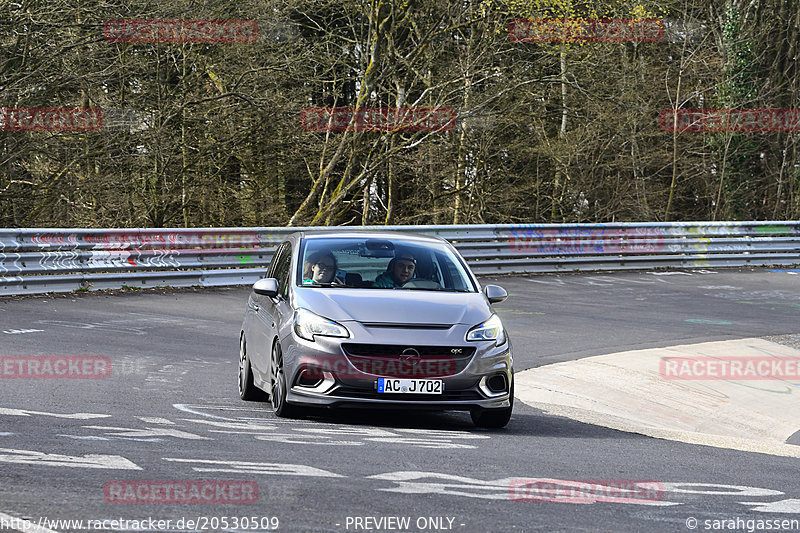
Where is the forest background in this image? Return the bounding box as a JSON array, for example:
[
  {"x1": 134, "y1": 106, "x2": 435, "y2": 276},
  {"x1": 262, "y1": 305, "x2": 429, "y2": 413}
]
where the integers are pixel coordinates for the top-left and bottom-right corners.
[{"x1": 1, "y1": 0, "x2": 798, "y2": 228}]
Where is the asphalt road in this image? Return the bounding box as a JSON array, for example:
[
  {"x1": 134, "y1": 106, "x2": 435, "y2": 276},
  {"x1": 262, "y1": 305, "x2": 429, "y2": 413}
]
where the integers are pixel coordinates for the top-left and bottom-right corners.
[{"x1": 1, "y1": 268, "x2": 799, "y2": 533}]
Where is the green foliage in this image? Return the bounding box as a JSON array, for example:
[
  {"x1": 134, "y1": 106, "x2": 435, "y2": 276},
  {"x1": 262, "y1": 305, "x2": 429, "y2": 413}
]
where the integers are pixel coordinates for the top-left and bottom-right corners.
[
  {"x1": 717, "y1": 5, "x2": 756, "y2": 107},
  {"x1": 0, "y1": 0, "x2": 798, "y2": 227}
]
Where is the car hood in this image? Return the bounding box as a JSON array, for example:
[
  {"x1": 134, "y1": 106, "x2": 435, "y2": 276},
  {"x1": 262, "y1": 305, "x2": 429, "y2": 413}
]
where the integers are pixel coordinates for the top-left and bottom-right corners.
[{"x1": 294, "y1": 288, "x2": 491, "y2": 325}]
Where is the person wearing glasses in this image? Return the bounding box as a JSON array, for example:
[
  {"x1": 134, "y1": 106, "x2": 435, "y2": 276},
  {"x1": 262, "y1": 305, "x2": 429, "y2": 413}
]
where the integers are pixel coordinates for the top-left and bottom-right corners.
[
  {"x1": 302, "y1": 250, "x2": 341, "y2": 285},
  {"x1": 373, "y1": 252, "x2": 416, "y2": 288}
]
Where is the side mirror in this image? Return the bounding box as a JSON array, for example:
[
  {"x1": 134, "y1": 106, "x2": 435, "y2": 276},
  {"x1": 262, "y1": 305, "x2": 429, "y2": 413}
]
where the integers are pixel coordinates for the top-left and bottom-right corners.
[
  {"x1": 253, "y1": 278, "x2": 279, "y2": 298},
  {"x1": 484, "y1": 284, "x2": 508, "y2": 304}
]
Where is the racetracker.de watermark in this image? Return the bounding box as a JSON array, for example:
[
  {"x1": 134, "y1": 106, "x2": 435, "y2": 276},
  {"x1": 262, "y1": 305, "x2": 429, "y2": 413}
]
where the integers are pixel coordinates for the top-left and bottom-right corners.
[
  {"x1": 103, "y1": 19, "x2": 258, "y2": 43},
  {"x1": 659, "y1": 108, "x2": 800, "y2": 133},
  {"x1": 660, "y1": 357, "x2": 800, "y2": 380},
  {"x1": 509, "y1": 18, "x2": 664, "y2": 43},
  {"x1": 508, "y1": 226, "x2": 666, "y2": 254},
  {"x1": 297, "y1": 351, "x2": 458, "y2": 381},
  {"x1": 1, "y1": 108, "x2": 153, "y2": 132},
  {"x1": 0, "y1": 107, "x2": 102, "y2": 131},
  {"x1": 104, "y1": 480, "x2": 258, "y2": 504},
  {"x1": 1, "y1": 356, "x2": 111, "y2": 379},
  {"x1": 508, "y1": 479, "x2": 664, "y2": 503},
  {"x1": 300, "y1": 107, "x2": 457, "y2": 132}
]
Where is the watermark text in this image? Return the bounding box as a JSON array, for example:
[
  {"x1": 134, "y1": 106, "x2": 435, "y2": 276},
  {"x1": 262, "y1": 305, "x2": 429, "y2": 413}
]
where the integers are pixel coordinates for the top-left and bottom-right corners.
[
  {"x1": 660, "y1": 109, "x2": 800, "y2": 133},
  {"x1": 509, "y1": 18, "x2": 664, "y2": 43},
  {"x1": 660, "y1": 357, "x2": 800, "y2": 380},
  {"x1": 509, "y1": 479, "x2": 663, "y2": 503},
  {"x1": 2, "y1": 356, "x2": 111, "y2": 379},
  {"x1": 104, "y1": 20, "x2": 258, "y2": 43},
  {"x1": 301, "y1": 107, "x2": 456, "y2": 132},
  {"x1": 104, "y1": 480, "x2": 258, "y2": 504},
  {"x1": 1, "y1": 108, "x2": 102, "y2": 131}
]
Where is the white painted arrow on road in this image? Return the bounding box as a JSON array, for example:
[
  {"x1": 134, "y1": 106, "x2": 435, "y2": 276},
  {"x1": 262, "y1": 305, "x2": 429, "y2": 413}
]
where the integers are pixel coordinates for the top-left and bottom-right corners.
[
  {"x1": 82, "y1": 425, "x2": 211, "y2": 440},
  {"x1": 0, "y1": 448, "x2": 141, "y2": 469},
  {"x1": 0, "y1": 407, "x2": 110, "y2": 420},
  {"x1": 740, "y1": 499, "x2": 800, "y2": 513},
  {"x1": 368, "y1": 471, "x2": 680, "y2": 506},
  {"x1": 163, "y1": 458, "x2": 344, "y2": 477}
]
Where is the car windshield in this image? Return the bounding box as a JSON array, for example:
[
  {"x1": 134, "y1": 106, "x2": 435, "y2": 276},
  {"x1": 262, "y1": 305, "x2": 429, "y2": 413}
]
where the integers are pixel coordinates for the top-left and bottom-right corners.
[{"x1": 297, "y1": 237, "x2": 476, "y2": 292}]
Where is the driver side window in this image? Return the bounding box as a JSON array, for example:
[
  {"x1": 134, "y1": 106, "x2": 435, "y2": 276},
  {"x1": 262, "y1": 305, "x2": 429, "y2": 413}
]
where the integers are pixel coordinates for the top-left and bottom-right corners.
[{"x1": 271, "y1": 242, "x2": 292, "y2": 298}]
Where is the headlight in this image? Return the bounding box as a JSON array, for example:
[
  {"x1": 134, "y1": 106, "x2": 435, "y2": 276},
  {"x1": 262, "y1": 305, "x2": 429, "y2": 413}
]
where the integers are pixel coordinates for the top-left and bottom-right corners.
[
  {"x1": 293, "y1": 308, "x2": 350, "y2": 341},
  {"x1": 466, "y1": 314, "x2": 506, "y2": 345}
]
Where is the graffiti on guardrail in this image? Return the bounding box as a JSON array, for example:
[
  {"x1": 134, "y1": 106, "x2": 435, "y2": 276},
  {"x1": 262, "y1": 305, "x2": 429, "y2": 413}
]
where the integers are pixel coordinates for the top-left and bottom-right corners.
[
  {"x1": 30, "y1": 234, "x2": 81, "y2": 248},
  {"x1": 9, "y1": 232, "x2": 280, "y2": 272},
  {"x1": 26, "y1": 231, "x2": 275, "y2": 250},
  {"x1": 682, "y1": 223, "x2": 798, "y2": 236},
  {"x1": 509, "y1": 226, "x2": 666, "y2": 254},
  {"x1": 82, "y1": 232, "x2": 262, "y2": 249},
  {"x1": 3, "y1": 223, "x2": 799, "y2": 296},
  {"x1": 89, "y1": 250, "x2": 183, "y2": 269},
  {"x1": 753, "y1": 224, "x2": 788, "y2": 235}
]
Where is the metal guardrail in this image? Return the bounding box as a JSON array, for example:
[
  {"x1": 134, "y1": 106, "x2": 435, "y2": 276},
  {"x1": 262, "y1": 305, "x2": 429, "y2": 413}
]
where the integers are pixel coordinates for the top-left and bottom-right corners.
[{"x1": 1, "y1": 222, "x2": 799, "y2": 295}]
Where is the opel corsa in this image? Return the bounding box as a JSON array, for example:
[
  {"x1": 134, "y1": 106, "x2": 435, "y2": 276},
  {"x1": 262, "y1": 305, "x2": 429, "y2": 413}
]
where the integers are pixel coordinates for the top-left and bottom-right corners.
[{"x1": 238, "y1": 232, "x2": 513, "y2": 428}]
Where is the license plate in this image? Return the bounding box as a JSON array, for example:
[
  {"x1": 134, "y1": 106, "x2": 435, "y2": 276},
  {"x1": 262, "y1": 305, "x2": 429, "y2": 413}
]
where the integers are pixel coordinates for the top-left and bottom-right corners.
[{"x1": 377, "y1": 378, "x2": 443, "y2": 394}]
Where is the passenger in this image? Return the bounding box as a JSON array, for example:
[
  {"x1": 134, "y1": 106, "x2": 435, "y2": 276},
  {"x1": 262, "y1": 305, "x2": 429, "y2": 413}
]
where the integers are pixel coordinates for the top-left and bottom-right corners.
[
  {"x1": 373, "y1": 252, "x2": 416, "y2": 288},
  {"x1": 302, "y1": 250, "x2": 340, "y2": 285}
]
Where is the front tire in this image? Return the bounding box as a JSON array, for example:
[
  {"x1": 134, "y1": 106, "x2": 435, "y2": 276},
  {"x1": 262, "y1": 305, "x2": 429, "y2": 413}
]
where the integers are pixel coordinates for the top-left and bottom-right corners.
[
  {"x1": 239, "y1": 335, "x2": 266, "y2": 401},
  {"x1": 471, "y1": 380, "x2": 513, "y2": 428},
  {"x1": 270, "y1": 342, "x2": 296, "y2": 418}
]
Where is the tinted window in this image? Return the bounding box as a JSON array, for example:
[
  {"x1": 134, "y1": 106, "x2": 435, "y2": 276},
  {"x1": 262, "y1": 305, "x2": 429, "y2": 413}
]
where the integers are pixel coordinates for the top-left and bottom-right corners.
[
  {"x1": 267, "y1": 242, "x2": 287, "y2": 279},
  {"x1": 273, "y1": 243, "x2": 292, "y2": 298}
]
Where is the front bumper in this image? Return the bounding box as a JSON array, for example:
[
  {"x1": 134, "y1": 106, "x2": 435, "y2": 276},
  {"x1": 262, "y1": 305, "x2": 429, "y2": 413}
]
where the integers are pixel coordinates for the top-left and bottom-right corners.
[{"x1": 282, "y1": 322, "x2": 513, "y2": 411}]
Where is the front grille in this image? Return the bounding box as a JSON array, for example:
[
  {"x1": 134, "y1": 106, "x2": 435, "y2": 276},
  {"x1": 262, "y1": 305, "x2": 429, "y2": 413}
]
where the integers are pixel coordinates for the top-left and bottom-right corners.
[
  {"x1": 332, "y1": 387, "x2": 483, "y2": 402},
  {"x1": 340, "y1": 344, "x2": 475, "y2": 378},
  {"x1": 360, "y1": 323, "x2": 453, "y2": 330}
]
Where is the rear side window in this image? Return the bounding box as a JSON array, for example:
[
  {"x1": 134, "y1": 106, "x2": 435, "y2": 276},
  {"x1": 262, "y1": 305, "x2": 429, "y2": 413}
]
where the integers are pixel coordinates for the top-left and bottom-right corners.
[
  {"x1": 267, "y1": 243, "x2": 287, "y2": 278},
  {"x1": 271, "y1": 242, "x2": 292, "y2": 298}
]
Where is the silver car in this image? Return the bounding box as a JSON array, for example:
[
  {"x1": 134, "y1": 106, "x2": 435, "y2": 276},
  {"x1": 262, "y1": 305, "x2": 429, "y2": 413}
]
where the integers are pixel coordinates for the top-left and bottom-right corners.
[{"x1": 238, "y1": 231, "x2": 513, "y2": 428}]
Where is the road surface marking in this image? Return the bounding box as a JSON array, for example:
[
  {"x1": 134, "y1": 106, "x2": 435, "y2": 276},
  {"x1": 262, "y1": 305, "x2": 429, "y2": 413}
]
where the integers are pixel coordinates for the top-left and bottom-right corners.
[
  {"x1": 163, "y1": 458, "x2": 344, "y2": 477},
  {"x1": 0, "y1": 448, "x2": 140, "y2": 470},
  {"x1": 82, "y1": 425, "x2": 211, "y2": 440},
  {"x1": 0, "y1": 408, "x2": 110, "y2": 420},
  {"x1": 740, "y1": 499, "x2": 800, "y2": 513},
  {"x1": 136, "y1": 417, "x2": 175, "y2": 425}
]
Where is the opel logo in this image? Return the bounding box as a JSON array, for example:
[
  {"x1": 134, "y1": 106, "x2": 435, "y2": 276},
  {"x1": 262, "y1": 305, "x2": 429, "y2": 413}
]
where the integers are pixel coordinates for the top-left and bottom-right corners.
[{"x1": 400, "y1": 348, "x2": 421, "y2": 366}]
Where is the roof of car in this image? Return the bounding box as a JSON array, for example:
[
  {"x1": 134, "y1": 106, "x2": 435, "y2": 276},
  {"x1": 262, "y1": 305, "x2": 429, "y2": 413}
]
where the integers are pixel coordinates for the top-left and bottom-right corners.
[{"x1": 289, "y1": 230, "x2": 448, "y2": 244}]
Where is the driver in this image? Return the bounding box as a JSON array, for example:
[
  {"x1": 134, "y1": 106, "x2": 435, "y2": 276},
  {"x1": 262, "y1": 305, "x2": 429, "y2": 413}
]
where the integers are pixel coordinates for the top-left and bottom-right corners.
[
  {"x1": 373, "y1": 252, "x2": 416, "y2": 288},
  {"x1": 302, "y1": 250, "x2": 342, "y2": 285}
]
